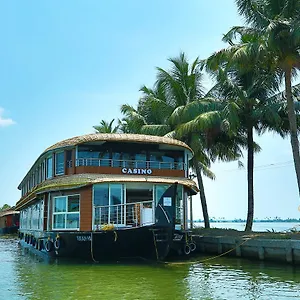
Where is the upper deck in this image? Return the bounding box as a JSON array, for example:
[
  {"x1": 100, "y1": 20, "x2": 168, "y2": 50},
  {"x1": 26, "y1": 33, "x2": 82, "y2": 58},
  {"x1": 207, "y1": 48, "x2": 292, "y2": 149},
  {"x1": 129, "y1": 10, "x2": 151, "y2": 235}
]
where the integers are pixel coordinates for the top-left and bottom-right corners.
[{"x1": 17, "y1": 134, "x2": 194, "y2": 202}]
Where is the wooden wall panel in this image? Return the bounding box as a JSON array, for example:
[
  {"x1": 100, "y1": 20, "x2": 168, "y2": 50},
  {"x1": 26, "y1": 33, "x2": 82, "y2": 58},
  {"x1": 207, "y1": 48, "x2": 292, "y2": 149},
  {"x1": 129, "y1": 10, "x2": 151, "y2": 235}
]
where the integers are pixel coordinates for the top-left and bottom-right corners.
[
  {"x1": 79, "y1": 186, "x2": 92, "y2": 231},
  {"x1": 75, "y1": 166, "x2": 185, "y2": 177},
  {"x1": 49, "y1": 187, "x2": 93, "y2": 232},
  {"x1": 43, "y1": 194, "x2": 48, "y2": 230}
]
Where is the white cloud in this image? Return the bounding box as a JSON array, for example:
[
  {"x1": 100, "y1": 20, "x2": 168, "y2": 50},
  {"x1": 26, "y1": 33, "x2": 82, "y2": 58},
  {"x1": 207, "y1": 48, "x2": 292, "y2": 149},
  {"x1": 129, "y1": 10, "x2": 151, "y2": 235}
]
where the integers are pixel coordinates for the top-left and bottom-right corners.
[{"x1": 0, "y1": 107, "x2": 15, "y2": 127}]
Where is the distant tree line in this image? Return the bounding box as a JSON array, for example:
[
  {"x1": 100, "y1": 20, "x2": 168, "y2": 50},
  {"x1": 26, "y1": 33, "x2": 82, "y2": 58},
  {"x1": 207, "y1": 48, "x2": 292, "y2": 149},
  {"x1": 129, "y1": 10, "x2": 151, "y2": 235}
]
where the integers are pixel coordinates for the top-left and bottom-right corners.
[{"x1": 0, "y1": 204, "x2": 11, "y2": 211}]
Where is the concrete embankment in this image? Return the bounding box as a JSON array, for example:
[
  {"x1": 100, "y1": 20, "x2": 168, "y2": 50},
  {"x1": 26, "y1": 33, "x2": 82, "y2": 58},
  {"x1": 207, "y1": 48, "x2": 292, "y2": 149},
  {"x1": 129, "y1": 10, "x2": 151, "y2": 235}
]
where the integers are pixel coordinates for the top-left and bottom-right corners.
[{"x1": 194, "y1": 236, "x2": 300, "y2": 264}]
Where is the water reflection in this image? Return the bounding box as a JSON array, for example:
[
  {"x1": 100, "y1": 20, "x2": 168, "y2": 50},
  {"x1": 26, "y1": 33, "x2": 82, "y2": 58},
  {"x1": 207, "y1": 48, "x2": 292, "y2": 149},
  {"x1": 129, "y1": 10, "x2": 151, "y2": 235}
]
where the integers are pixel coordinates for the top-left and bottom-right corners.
[
  {"x1": 12, "y1": 243, "x2": 189, "y2": 299},
  {"x1": 185, "y1": 257, "x2": 300, "y2": 300},
  {"x1": 1, "y1": 238, "x2": 300, "y2": 300}
]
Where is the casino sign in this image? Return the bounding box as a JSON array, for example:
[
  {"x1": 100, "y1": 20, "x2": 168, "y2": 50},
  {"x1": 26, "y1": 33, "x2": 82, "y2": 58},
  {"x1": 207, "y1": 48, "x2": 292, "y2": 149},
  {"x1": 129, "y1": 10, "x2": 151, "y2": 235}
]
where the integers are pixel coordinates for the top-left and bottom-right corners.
[{"x1": 121, "y1": 168, "x2": 153, "y2": 175}]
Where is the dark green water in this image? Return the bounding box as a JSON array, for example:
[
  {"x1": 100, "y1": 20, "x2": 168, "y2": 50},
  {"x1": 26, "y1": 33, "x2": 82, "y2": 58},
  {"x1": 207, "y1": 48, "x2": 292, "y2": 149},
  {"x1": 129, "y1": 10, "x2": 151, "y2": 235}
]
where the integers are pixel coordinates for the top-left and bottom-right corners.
[{"x1": 1, "y1": 238, "x2": 300, "y2": 300}]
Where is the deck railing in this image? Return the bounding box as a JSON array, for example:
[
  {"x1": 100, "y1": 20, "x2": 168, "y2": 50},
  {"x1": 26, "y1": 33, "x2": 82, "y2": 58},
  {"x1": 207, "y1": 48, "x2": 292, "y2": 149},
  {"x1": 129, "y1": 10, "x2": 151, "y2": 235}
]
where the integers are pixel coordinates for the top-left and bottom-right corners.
[
  {"x1": 68, "y1": 158, "x2": 186, "y2": 171},
  {"x1": 93, "y1": 200, "x2": 154, "y2": 230}
]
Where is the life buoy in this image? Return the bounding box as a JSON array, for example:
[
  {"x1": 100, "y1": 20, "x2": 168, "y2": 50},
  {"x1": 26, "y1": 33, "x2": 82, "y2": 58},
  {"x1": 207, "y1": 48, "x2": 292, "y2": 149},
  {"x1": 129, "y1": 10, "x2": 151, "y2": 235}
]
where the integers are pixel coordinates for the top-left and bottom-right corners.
[
  {"x1": 54, "y1": 238, "x2": 61, "y2": 250},
  {"x1": 190, "y1": 242, "x2": 196, "y2": 252},
  {"x1": 184, "y1": 244, "x2": 191, "y2": 255},
  {"x1": 45, "y1": 240, "x2": 53, "y2": 252},
  {"x1": 37, "y1": 239, "x2": 43, "y2": 251}
]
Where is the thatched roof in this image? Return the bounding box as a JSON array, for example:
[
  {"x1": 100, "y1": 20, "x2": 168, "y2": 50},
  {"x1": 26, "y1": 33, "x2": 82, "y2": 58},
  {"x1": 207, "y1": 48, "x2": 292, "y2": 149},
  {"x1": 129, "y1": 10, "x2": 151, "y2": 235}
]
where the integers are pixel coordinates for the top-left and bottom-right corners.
[
  {"x1": 44, "y1": 133, "x2": 193, "y2": 154},
  {"x1": 16, "y1": 173, "x2": 199, "y2": 209},
  {"x1": 0, "y1": 209, "x2": 19, "y2": 217},
  {"x1": 18, "y1": 133, "x2": 193, "y2": 188}
]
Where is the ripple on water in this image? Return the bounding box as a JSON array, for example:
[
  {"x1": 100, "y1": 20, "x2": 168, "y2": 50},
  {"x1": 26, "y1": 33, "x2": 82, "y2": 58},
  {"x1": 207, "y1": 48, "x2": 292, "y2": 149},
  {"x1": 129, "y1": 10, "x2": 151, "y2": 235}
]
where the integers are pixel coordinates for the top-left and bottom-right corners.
[
  {"x1": 1, "y1": 239, "x2": 300, "y2": 300},
  {"x1": 185, "y1": 258, "x2": 300, "y2": 300}
]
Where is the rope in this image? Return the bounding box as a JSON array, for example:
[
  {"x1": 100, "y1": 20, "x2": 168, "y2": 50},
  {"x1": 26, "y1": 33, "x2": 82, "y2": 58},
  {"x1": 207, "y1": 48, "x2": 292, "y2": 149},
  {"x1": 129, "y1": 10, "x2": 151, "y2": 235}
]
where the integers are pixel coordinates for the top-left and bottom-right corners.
[
  {"x1": 152, "y1": 230, "x2": 159, "y2": 261},
  {"x1": 165, "y1": 237, "x2": 253, "y2": 265},
  {"x1": 90, "y1": 232, "x2": 99, "y2": 263}
]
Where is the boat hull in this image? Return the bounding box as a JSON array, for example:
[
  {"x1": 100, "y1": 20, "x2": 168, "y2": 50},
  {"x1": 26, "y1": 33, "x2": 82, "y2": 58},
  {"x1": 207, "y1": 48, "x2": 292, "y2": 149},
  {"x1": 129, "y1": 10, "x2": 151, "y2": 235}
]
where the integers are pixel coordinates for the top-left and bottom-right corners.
[{"x1": 19, "y1": 226, "x2": 176, "y2": 261}]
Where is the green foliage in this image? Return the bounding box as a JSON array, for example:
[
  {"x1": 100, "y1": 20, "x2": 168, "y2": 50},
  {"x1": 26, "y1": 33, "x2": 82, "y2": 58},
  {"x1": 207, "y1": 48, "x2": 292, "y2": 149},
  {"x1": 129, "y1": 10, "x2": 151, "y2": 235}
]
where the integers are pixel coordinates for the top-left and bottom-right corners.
[
  {"x1": 0, "y1": 204, "x2": 11, "y2": 211},
  {"x1": 115, "y1": 1, "x2": 300, "y2": 231},
  {"x1": 93, "y1": 119, "x2": 121, "y2": 133}
]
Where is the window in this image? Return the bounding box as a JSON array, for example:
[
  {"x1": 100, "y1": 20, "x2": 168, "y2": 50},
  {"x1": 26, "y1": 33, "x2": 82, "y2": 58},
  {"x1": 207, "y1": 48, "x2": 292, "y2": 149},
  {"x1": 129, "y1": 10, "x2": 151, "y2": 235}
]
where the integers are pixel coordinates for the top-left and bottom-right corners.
[
  {"x1": 41, "y1": 161, "x2": 45, "y2": 181},
  {"x1": 46, "y1": 156, "x2": 53, "y2": 179},
  {"x1": 53, "y1": 195, "x2": 80, "y2": 230},
  {"x1": 155, "y1": 184, "x2": 170, "y2": 205},
  {"x1": 175, "y1": 185, "x2": 183, "y2": 224},
  {"x1": 112, "y1": 152, "x2": 122, "y2": 167},
  {"x1": 66, "y1": 150, "x2": 72, "y2": 168},
  {"x1": 20, "y1": 200, "x2": 44, "y2": 230},
  {"x1": 135, "y1": 153, "x2": 147, "y2": 168},
  {"x1": 110, "y1": 184, "x2": 123, "y2": 224},
  {"x1": 77, "y1": 145, "x2": 101, "y2": 166},
  {"x1": 55, "y1": 152, "x2": 65, "y2": 175},
  {"x1": 93, "y1": 184, "x2": 124, "y2": 228},
  {"x1": 99, "y1": 150, "x2": 110, "y2": 166},
  {"x1": 160, "y1": 155, "x2": 174, "y2": 169},
  {"x1": 93, "y1": 184, "x2": 109, "y2": 206},
  {"x1": 93, "y1": 184, "x2": 109, "y2": 225}
]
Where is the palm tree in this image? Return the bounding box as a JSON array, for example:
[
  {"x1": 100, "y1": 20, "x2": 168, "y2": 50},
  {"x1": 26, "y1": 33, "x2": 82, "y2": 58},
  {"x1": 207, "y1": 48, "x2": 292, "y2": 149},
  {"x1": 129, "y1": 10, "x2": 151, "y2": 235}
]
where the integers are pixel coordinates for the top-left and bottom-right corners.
[
  {"x1": 223, "y1": 0, "x2": 300, "y2": 196},
  {"x1": 195, "y1": 40, "x2": 290, "y2": 230},
  {"x1": 121, "y1": 53, "x2": 214, "y2": 227},
  {"x1": 93, "y1": 119, "x2": 120, "y2": 133},
  {"x1": 121, "y1": 53, "x2": 243, "y2": 228}
]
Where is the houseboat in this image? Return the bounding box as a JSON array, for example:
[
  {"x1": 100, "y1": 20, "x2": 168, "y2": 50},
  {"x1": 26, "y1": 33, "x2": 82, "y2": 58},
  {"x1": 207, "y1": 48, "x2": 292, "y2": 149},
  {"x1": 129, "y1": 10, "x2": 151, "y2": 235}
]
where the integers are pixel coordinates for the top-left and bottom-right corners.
[
  {"x1": 0, "y1": 208, "x2": 19, "y2": 234},
  {"x1": 15, "y1": 133, "x2": 198, "y2": 261}
]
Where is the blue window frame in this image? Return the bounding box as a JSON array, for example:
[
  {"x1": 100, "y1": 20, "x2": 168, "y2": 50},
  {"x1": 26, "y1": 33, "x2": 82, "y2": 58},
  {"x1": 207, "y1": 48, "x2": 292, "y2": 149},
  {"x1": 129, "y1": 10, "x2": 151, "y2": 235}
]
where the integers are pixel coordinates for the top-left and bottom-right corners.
[{"x1": 55, "y1": 152, "x2": 65, "y2": 175}]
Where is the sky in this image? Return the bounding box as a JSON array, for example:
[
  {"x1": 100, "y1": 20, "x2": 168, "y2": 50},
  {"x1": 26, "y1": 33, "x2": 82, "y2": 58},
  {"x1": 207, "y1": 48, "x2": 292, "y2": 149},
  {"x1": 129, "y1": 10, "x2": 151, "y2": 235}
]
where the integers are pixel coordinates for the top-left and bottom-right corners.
[{"x1": 0, "y1": 0, "x2": 299, "y2": 220}]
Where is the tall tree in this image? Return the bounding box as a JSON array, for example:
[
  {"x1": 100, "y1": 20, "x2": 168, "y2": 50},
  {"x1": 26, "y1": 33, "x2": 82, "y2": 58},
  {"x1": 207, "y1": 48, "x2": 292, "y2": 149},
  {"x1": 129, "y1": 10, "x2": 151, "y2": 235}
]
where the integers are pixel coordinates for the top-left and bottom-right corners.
[
  {"x1": 121, "y1": 53, "x2": 243, "y2": 228},
  {"x1": 121, "y1": 53, "x2": 214, "y2": 227},
  {"x1": 214, "y1": 69, "x2": 286, "y2": 231},
  {"x1": 224, "y1": 0, "x2": 300, "y2": 197},
  {"x1": 0, "y1": 204, "x2": 11, "y2": 211}
]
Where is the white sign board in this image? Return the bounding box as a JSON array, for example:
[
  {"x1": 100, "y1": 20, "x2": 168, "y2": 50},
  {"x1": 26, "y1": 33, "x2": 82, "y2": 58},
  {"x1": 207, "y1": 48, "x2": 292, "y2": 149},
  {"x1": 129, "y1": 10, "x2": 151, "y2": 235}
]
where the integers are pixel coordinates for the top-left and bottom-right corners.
[{"x1": 163, "y1": 197, "x2": 172, "y2": 206}]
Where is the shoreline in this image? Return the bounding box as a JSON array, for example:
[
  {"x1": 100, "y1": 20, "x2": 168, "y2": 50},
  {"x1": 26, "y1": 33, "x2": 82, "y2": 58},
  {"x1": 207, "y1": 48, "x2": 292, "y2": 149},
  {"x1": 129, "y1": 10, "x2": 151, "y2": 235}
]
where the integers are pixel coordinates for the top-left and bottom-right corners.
[{"x1": 193, "y1": 228, "x2": 300, "y2": 264}]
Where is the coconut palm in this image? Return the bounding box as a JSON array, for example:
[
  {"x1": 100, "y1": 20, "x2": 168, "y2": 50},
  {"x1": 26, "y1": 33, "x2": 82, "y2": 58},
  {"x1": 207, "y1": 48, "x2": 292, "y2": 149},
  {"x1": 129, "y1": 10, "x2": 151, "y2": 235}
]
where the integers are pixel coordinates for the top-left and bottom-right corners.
[
  {"x1": 121, "y1": 53, "x2": 244, "y2": 228},
  {"x1": 192, "y1": 39, "x2": 292, "y2": 230},
  {"x1": 121, "y1": 53, "x2": 214, "y2": 227},
  {"x1": 93, "y1": 119, "x2": 120, "y2": 133},
  {"x1": 222, "y1": 0, "x2": 300, "y2": 196}
]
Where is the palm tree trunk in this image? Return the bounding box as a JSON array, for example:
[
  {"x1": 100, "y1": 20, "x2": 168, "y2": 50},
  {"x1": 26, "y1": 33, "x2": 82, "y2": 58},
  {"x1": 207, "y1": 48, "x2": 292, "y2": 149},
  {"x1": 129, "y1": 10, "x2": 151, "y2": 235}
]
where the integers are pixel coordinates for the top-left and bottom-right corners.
[
  {"x1": 285, "y1": 69, "x2": 300, "y2": 197},
  {"x1": 193, "y1": 159, "x2": 210, "y2": 228},
  {"x1": 245, "y1": 124, "x2": 254, "y2": 232}
]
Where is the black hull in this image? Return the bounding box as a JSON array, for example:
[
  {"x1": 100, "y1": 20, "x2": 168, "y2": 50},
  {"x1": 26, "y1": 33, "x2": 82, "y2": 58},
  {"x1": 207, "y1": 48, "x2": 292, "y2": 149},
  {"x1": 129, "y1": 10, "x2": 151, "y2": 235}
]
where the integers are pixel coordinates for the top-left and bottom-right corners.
[
  {"x1": 19, "y1": 226, "x2": 180, "y2": 262},
  {"x1": 0, "y1": 226, "x2": 19, "y2": 234}
]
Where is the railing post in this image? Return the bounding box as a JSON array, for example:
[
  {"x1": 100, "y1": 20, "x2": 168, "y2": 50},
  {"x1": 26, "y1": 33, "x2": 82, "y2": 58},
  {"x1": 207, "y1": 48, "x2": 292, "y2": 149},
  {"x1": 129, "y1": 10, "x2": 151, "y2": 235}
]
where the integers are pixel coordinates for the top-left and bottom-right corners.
[
  {"x1": 116, "y1": 205, "x2": 119, "y2": 228},
  {"x1": 99, "y1": 207, "x2": 101, "y2": 228},
  {"x1": 135, "y1": 206, "x2": 138, "y2": 227},
  {"x1": 139, "y1": 202, "x2": 142, "y2": 226},
  {"x1": 124, "y1": 203, "x2": 126, "y2": 226},
  {"x1": 152, "y1": 200, "x2": 155, "y2": 224}
]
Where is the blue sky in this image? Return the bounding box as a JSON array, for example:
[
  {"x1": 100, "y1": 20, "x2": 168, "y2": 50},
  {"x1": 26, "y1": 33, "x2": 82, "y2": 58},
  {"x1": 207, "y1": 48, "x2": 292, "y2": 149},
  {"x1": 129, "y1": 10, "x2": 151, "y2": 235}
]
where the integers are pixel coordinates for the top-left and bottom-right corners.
[{"x1": 0, "y1": 0, "x2": 299, "y2": 220}]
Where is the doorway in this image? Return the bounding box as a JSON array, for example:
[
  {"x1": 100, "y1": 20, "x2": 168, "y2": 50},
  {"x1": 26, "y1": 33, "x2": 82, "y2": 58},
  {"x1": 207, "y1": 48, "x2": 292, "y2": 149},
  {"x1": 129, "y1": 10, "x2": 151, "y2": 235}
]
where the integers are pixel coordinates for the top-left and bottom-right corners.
[{"x1": 125, "y1": 183, "x2": 154, "y2": 226}]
